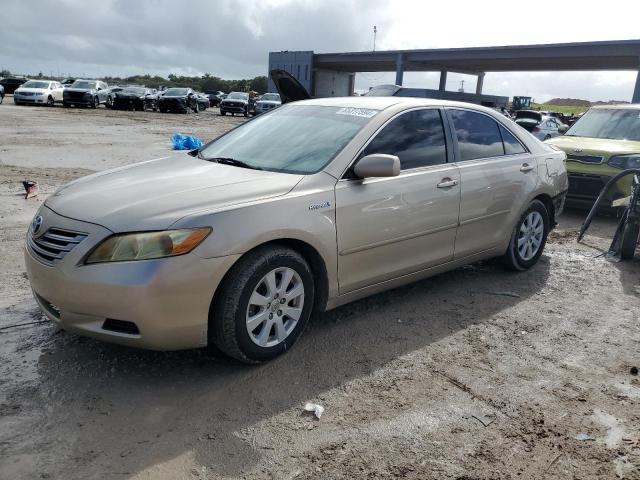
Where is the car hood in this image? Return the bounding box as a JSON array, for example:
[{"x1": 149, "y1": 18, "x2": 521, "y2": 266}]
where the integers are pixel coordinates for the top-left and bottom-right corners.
[
  {"x1": 546, "y1": 135, "x2": 640, "y2": 158},
  {"x1": 269, "y1": 69, "x2": 311, "y2": 103},
  {"x1": 222, "y1": 98, "x2": 248, "y2": 104},
  {"x1": 15, "y1": 88, "x2": 48, "y2": 94},
  {"x1": 159, "y1": 95, "x2": 187, "y2": 100},
  {"x1": 257, "y1": 100, "x2": 281, "y2": 106},
  {"x1": 45, "y1": 154, "x2": 304, "y2": 232}
]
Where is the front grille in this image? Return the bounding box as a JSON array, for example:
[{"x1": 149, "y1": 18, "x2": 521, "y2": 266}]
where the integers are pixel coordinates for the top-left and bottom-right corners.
[
  {"x1": 28, "y1": 227, "x2": 88, "y2": 264},
  {"x1": 566, "y1": 154, "x2": 604, "y2": 164},
  {"x1": 65, "y1": 91, "x2": 87, "y2": 100},
  {"x1": 568, "y1": 173, "x2": 611, "y2": 198},
  {"x1": 18, "y1": 92, "x2": 35, "y2": 97}
]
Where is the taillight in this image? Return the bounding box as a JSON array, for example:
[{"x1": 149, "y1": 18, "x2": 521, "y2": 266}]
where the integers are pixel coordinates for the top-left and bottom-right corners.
[{"x1": 532, "y1": 126, "x2": 541, "y2": 132}]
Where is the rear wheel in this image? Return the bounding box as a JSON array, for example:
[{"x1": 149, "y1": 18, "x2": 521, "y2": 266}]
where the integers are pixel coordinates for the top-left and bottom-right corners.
[
  {"x1": 501, "y1": 200, "x2": 549, "y2": 271},
  {"x1": 210, "y1": 246, "x2": 314, "y2": 363},
  {"x1": 620, "y1": 221, "x2": 639, "y2": 260},
  {"x1": 47, "y1": 95, "x2": 54, "y2": 107}
]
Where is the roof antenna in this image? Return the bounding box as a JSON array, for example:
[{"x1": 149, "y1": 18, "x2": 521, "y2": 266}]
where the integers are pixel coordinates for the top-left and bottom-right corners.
[{"x1": 373, "y1": 26, "x2": 377, "y2": 52}]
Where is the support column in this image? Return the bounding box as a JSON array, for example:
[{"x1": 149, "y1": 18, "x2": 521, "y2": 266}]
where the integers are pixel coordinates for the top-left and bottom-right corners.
[
  {"x1": 395, "y1": 53, "x2": 404, "y2": 86},
  {"x1": 476, "y1": 72, "x2": 485, "y2": 95},
  {"x1": 439, "y1": 70, "x2": 447, "y2": 91},
  {"x1": 633, "y1": 67, "x2": 640, "y2": 103}
]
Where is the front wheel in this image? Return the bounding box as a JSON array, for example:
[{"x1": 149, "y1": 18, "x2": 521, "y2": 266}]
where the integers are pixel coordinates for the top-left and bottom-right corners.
[
  {"x1": 47, "y1": 95, "x2": 55, "y2": 107},
  {"x1": 501, "y1": 200, "x2": 549, "y2": 271},
  {"x1": 210, "y1": 246, "x2": 315, "y2": 363},
  {"x1": 91, "y1": 96, "x2": 99, "y2": 109}
]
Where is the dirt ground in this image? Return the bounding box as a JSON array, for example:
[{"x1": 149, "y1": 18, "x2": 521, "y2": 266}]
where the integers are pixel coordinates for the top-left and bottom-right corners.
[{"x1": 1, "y1": 100, "x2": 639, "y2": 480}]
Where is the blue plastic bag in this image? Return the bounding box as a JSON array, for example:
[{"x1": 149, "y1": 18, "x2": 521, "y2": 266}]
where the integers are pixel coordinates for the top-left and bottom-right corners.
[{"x1": 171, "y1": 133, "x2": 204, "y2": 150}]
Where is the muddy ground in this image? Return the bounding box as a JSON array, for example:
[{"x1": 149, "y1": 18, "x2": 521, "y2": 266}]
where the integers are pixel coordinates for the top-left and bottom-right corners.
[{"x1": 0, "y1": 100, "x2": 639, "y2": 480}]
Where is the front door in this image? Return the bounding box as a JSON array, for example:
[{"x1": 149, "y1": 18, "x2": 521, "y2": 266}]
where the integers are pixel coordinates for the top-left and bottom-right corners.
[{"x1": 335, "y1": 108, "x2": 461, "y2": 294}]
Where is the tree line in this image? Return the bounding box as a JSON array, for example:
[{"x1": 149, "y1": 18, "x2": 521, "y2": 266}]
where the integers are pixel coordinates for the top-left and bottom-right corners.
[{"x1": 0, "y1": 70, "x2": 268, "y2": 94}]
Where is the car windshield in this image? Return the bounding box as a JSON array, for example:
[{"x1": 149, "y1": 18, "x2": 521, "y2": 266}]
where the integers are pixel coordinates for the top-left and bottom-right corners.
[
  {"x1": 261, "y1": 93, "x2": 280, "y2": 102},
  {"x1": 72, "y1": 81, "x2": 97, "y2": 89},
  {"x1": 227, "y1": 92, "x2": 248, "y2": 100},
  {"x1": 22, "y1": 81, "x2": 50, "y2": 89},
  {"x1": 566, "y1": 108, "x2": 640, "y2": 141},
  {"x1": 121, "y1": 87, "x2": 146, "y2": 95},
  {"x1": 164, "y1": 88, "x2": 188, "y2": 96},
  {"x1": 200, "y1": 105, "x2": 378, "y2": 174}
]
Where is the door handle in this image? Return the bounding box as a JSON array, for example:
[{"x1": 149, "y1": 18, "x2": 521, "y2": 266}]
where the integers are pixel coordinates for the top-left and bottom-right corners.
[
  {"x1": 520, "y1": 163, "x2": 535, "y2": 173},
  {"x1": 437, "y1": 178, "x2": 458, "y2": 188}
]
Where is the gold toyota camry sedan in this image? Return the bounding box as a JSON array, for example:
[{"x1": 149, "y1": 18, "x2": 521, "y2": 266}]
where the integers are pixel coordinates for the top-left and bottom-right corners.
[{"x1": 25, "y1": 96, "x2": 567, "y2": 363}]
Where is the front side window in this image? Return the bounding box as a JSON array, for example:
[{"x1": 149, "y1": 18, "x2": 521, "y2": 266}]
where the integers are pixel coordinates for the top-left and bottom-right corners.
[
  {"x1": 362, "y1": 109, "x2": 447, "y2": 170},
  {"x1": 449, "y1": 109, "x2": 504, "y2": 161}
]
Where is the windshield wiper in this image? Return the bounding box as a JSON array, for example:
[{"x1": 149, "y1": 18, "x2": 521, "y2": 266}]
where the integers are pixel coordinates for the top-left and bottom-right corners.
[{"x1": 209, "y1": 157, "x2": 262, "y2": 170}]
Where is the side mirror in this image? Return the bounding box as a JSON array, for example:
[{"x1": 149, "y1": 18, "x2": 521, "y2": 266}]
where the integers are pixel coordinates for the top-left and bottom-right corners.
[
  {"x1": 353, "y1": 154, "x2": 400, "y2": 178},
  {"x1": 558, "y1": 124, "x2": 569, "y2": 134}
]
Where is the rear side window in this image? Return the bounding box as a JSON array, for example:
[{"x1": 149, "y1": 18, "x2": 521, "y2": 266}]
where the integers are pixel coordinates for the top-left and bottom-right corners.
[
  {"x1": 449, "y1": 109, "x2": 504, "y2": 161},
  {"x1": 499, "y1": 125, "x2": 526, "y2": 154},
  {"x1": 362, "y1": 109, "x2": 447, "y2": 170}
]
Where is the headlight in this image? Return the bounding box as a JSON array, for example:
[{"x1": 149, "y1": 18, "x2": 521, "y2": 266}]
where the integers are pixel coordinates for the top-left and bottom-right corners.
[
  {"x1": 85, "y1": 228, "x2": 211, "y2": 264},
  {"x1": 608, "y1": 154, "x2": 640, "y2": 170}
]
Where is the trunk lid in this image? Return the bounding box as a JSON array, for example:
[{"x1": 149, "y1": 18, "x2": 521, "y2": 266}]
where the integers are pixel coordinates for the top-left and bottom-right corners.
[{"x1": 269, "y1": 69, "x2": 311, "y2": 103}]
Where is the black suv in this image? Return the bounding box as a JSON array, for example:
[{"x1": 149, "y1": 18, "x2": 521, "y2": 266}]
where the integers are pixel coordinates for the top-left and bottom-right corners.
[
  {"x1": 0, "y1": 77, "x2": 27, "y2": 94},
  {"x1": 157, "y1": 87, "x2": 199, "y2": 113}
]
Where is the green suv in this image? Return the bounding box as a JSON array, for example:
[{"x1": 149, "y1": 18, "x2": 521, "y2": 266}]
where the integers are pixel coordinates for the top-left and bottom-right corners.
[{"x1": 546, "y1": 105, "x2": 640, "y2": 207}]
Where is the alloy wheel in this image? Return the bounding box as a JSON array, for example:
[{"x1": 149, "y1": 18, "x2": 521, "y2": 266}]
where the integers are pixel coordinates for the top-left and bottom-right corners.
[
  {"x1": 246, "y1": 267, "x2": 305, "y2": 348},
  {"x1": 518, "y1": 211, "x2": 544, "y2": 261}
]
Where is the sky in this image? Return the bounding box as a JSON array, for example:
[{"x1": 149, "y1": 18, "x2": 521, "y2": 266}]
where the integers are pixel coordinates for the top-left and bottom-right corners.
[{"x1": 1, "y1": 0, "x2": 639, "y2": 102}]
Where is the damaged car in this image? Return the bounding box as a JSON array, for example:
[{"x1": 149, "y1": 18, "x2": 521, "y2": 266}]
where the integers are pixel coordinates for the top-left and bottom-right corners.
[
  {"x1": 219, "y1": 91, "x2": 250, "y2": 116},
  {"x1": 112, "y1": 87, "x2": 158, "y2": 111},
  {"x1": 14, "y1": 80, "x2": 64, "y2": 106},
  {"x1": 63, "y1": 79, "x2": 111, "y2": 108},
  {"x1": 157, "y1": 87, "x2": 200, "y2": 113},
  {"x1": 253, "y1": 92, "x2": 281, "y2": 115},
  {"x1": 25, "y1": 83, "x2": 567, "y2": 362}
]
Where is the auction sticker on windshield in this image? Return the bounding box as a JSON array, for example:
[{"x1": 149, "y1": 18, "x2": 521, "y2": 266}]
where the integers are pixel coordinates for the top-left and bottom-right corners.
[{"x1": 336, "y1": 107, "x2": 378, "y2": 118}]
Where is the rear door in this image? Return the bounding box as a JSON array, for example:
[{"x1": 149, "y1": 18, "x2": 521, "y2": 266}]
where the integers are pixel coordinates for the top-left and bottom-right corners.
[
  {"x1": 445, "y1": 108, "x2": 538, "y2": 258},
  {"x1": 335, "y1": 108, "x2": 461, "y2": 293}
]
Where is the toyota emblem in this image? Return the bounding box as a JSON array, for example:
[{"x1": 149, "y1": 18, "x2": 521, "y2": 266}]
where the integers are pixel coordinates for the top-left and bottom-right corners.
[{"x1": 31, "y1": 215, "x2": 43, "y2": 235}]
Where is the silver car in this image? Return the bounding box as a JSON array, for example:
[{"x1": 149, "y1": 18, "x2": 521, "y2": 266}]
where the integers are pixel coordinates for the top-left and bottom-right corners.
[
  {"x1": 253, "y1": 92, "x2": 281, "y2": 115},
  {"x1": 515, "y1": 110, "x2": 567, "y2": 140},
  {"x1": 25, "y1": 97, "x2": 568, "y2": 362}
]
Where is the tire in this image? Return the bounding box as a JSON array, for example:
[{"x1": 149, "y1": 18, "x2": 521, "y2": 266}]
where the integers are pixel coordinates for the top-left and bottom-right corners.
[
  {"x1": 543, "y1": 134, "x2": 550, "y2": 141},
  {"x1": 193, "y1": 101, "x2": 200, "y2": 113},
  {"x1": 220, "y1": 110, "x2": 226, "y2": 116},
  {"x1": 501, "y1": 200, "x2": 550, "y2": 271},
  {"x1": 91, "y1": 96, "x2": 99, "y2": 109},
  {"x1": 243, "y1": 108, "x2": 248, "y2": 117},
  {"x1": 0, "y1": 95, "x2": 3, "y2": 105},
  {"x1": 210, "y1": 246, "x2": 315, "y2": 363},
  {"x1": 63, "y1": 102, "x2": 70, "y2": 108},
  {"x1": 106, "y1": 96, "x2": 113, "y2": 109},
  {"x1": 620, "y1": 221, "x2": 639, "y2": 260},
  {"x1": 47, "y1": 95, "x2": 54, "y2": 107}
]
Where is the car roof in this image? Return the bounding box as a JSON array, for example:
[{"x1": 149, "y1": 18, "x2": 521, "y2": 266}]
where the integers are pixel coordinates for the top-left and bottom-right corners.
[
  {"x1": 590, "y1": 103, "x2": 640, "y2": 110},
  {"x1": 293, "y1": 95, "x2": 505, "y2": 114}
]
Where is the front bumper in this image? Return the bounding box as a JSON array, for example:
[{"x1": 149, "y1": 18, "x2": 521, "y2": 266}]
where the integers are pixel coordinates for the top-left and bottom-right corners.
[
  {"x1": 159, "y1": 99, "x2": 188, "y2": 112},
  {"x1": 24, "y1": 207, "x2": 239, "y2": 350},
  {"x1": 113, "y1": 97, "x2": 144, "y2": 109},
  {"x1": 14, "y1": 94, "x2": 47, "y2": 104},
  {"x1": 220, "y1": 102, "x2": 246, "y2": 113}
]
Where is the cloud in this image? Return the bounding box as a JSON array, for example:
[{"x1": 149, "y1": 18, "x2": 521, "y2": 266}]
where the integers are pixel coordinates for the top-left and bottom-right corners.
[{"x1": 0, "y1": 0, "x2": 638, "y2": 101}]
